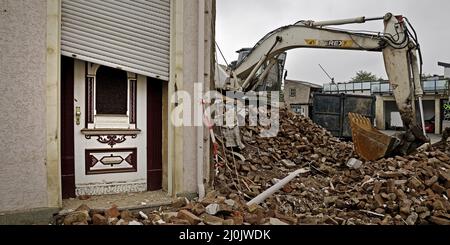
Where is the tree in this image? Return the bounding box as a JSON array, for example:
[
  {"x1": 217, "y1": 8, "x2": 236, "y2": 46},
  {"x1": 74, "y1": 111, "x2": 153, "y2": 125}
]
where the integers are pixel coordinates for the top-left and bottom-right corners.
[{"x1": 350, "y1": 70, "x2": 383, "y2": 82}]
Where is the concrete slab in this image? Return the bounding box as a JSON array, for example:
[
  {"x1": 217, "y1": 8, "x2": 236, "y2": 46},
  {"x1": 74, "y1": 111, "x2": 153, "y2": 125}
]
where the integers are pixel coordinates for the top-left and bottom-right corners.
[
  {"x1": 62, "y1": 190, "x2": 174, "y2": 212},
  {"x1": 0, "y1": 207, "x2": 60, "y2": 225}
]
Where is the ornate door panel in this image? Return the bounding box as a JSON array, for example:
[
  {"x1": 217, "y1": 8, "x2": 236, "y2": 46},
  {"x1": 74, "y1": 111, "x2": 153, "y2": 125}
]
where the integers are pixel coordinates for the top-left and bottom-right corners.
[{"x1": 72, "y1": 59, "x2": 148, "y2": 196}]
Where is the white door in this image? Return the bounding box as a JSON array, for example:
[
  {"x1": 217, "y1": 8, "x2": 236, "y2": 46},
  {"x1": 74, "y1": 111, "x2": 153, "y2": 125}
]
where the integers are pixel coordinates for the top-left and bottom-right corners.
[{"x1": 73, "y1": 59, "x2": 148, "y2": 196}]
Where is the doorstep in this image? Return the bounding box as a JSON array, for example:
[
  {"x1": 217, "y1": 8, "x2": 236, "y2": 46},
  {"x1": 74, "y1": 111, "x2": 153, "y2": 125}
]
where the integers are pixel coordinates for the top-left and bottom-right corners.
[{"x1": 61, "y1": 190, "x2": 174, "y2": 212}]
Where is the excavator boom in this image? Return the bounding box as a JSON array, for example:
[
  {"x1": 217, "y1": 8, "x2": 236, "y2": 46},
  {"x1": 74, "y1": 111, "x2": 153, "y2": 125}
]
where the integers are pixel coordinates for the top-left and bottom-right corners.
[{"x1": 222, "y1": 13, "x2": 428, "y2": 160}]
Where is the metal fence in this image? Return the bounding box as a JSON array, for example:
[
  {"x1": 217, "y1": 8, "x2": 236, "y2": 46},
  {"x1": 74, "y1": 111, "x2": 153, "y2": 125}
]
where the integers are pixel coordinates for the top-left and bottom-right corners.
[{"x1": 323, "y1": 79, "x2": 449, "y2": 95}]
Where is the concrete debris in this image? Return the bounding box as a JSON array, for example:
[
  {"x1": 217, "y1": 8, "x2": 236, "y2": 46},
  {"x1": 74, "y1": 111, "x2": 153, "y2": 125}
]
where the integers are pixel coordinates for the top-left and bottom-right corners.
[
  {"x1": 346, "y1": 158, "x2": 363, "y2": 169},
  {"x1": 139, "y1": 211, "x2": 149, "y2": 220},
  {"x1": 128, "y1": 220, "x2": 143, "y2": 225},
  {"x1": 281, "y1": 159, "x2": 296, "y2": 168},
  {"x1": 205, "y1": 203, "x2": 220, "y2": 215},
  {"x1": 224, "y1": 199, "x2": 235, "y2": 207},
  {"x1": 56, "y1": 109, "x2": 450, "y2": 225},
  {"x1": 268, "y1": 217, "x2": 289, "y2": 225},
  {"x1": 116, "y1": 219, "x2": 128, "y2": 225},
  {"x1": 155, "y1": 219, "x2": 166, "y2": 225}
]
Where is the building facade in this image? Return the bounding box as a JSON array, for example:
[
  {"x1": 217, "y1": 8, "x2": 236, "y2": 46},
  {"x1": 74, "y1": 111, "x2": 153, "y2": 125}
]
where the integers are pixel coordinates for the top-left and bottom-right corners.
[
  {"x1": 438, "y1": 62, "x2": 450, "y2": 79},
  {"x1": 283, "y1": 79, "x2": 322, "y2": 117},
  {"x1": 0, "y1": 0, "x2": 215, "y2": 216}
]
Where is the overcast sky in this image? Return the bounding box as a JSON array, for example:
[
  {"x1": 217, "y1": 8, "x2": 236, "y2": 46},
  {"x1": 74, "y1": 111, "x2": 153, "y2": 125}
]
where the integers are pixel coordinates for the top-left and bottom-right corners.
[{"x1": 216, "y1": 0, "x2": 450, "y2": 85}]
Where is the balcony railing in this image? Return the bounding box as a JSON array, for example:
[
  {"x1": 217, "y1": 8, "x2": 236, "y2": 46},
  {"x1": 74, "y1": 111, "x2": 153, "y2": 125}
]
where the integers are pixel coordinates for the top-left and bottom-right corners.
[{"x1": 323, "y1": 79, "x2": 449, "y2": 95}]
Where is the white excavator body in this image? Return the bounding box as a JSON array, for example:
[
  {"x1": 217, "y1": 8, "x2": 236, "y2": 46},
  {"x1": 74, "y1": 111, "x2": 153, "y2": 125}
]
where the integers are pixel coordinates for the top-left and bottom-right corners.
[{"x1": 218, "y1": 13, "x2": 428, "y2": 160}]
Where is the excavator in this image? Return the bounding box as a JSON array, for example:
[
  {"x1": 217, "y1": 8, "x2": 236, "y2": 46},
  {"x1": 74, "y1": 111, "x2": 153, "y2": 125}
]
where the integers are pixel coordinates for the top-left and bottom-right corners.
[{"x1": 218, "y1": 13, "x2": 429, "y2": 161}]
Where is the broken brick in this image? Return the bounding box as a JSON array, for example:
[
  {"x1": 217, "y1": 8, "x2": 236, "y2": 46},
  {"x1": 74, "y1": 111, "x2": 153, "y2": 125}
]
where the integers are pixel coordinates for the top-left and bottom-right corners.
[
  {"x1": 105, "y1": 205, "x2": 120, "y2": 218},
  {"x1": 431, "y1": 183, "x2": 446, "y2": 194},
  {"x1": 409, "y1": 177, "x2": 424, "y2": 190},
  {"x1": 177, "y1": 210, "x2": 201, "y2": 225},
  {"x1": 429, "y1": 216, "x2": 450, "y2": 225},
  {"x1": 425, "y1": 176, "x2": 438, "y2": 186},
  {"x1": 92, "y1": 214, "x2": 107, "y2": 225},
  {"x1": 63, "y1": 211, "x2": 89, "y2": 225},
  {"x1": 200, "y1": 214, "x2": 224, "y2": 225},
  {"x1": 192, "y1": 203, "x2": 206, "y2": 216}
]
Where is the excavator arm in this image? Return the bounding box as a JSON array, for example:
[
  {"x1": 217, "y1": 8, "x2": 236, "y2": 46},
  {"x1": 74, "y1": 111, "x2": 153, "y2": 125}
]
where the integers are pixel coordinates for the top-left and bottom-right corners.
[{"x1": 223, "y1": 13, "x2": 428, "y2": 160}]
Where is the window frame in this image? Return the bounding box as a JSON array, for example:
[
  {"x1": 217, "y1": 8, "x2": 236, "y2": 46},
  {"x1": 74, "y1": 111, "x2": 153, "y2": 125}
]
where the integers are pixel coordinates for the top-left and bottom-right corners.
[
  {"x1": 289, "y1": 88, "x2": 296, "y2": 97},
  {"x1": 85, "y1": 62, "x2": 137, "y2": 130}
]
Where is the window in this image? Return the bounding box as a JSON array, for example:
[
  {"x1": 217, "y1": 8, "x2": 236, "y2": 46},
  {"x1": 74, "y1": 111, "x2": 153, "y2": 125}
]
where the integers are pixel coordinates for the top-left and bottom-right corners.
[
  {"x1": 85, "y1": 63, "x2": 137, "y2": 129},
  {"x1": 96, "y1": 66, "x2": 128, "y2": 115},
  {"x1": 290, "y1": 88, "x2": 296, "y2": 97}
]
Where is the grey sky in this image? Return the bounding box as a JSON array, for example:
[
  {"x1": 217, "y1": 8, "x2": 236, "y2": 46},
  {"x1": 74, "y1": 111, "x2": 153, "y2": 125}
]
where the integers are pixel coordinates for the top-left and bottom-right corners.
[{"x1": 216, "y1": 0, "x2": 450, "y2": 85}]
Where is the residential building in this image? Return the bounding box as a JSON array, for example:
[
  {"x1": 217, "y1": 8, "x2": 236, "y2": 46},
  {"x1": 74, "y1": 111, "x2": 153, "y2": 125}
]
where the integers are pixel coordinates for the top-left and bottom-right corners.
[
  {"x1": 438, "y1": 62, "x2": 450, "y2": 79},
  {"x1": 283, "y1": 79, "x2": 322, "y2": 117},
  {"x1": 0, "y1": 0, "x2": 215, "y2": 221},
  {"x1": 438, "y1": 62, "x2": 450, "y2": 130}
]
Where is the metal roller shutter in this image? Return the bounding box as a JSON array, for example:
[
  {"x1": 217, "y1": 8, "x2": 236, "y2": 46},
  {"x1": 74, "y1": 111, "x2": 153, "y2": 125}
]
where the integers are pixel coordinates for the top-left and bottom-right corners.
[{"x1": 61, "y1": 0, "x2": 170, "y2": 80}]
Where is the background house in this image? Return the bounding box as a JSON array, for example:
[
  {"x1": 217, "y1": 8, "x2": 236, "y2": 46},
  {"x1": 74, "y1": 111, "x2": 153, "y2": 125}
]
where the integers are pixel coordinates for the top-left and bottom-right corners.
[
  {"x1": 438, "y1": 62, "x2": 450, "y2": 79},
  {"x1": 283, "y1": 79, "x2": 322, "y2": 117}
]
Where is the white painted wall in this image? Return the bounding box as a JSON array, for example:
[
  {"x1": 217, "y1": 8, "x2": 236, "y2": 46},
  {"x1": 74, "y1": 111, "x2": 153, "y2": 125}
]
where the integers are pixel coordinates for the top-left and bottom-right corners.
[{"x1": 444, "y1": 67, "x2": 450, "y2": 79}]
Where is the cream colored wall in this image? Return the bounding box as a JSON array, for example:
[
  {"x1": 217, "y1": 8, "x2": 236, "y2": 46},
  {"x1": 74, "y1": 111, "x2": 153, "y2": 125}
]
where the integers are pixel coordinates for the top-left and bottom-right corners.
[
  {"x1": 375, "y1": 96, "x2": 385, "y2": 130},
  {"x1": 378, "y1": 94, "x2": 444, "y2": 133},
  {"x1": 46, "y1": 0, "x2": 61, "y2": 210},
  {"x1": 435, "y1": 98, "x2": 441, "y2": 134},
  {"x1": 0, "y1": 0, "x2": 51, "y2": 212},
  {"x1": 168, "y1": 0, "x2": 214, "y2": 196},
  {"x1": 284, "y1": 81, "x2": 311, "y2": 106}
]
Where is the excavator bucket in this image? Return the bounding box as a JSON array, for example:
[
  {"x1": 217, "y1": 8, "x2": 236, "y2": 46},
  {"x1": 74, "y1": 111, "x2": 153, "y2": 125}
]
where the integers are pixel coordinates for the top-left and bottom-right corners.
[{"x1": 348, "y1": 113, "x2": 399, "y2": 161}]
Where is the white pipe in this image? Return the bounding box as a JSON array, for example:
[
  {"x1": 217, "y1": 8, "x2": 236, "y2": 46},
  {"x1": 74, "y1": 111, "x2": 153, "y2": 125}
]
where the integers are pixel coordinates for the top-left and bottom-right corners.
[
  {"x1": 197, "y1": 0, "x2": 206, "y2": 200},
  {"x1": 246, "y1": 168, "x2": 309, "y2": 206},
  {"x1": 311, "y1": 17, "x2": 366, "y2": 27},
  {"x1": 418, "y1": 96, "x2": 426, "y2": 136},
  {"x1": 241, "y1": 55, "x2": 267, "y2": 91},
  {"x1": 250, "y1": 58, "x2": 278, "y2": 91},
  {"x1": 408, "y1": 49, "x2": 426, "y2": 136}
]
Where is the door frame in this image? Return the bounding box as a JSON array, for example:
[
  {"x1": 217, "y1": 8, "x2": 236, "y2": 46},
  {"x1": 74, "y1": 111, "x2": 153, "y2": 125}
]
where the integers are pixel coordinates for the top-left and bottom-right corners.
[
  {"x1": 60, "y1": 58, "x2": 164, "y2": 198},
  {"x1": 61, "y1": 56, "x2": 75, "y2": 198},
  {"x1": 146, "y1": 78, "x2": 163, "y2": 190}
]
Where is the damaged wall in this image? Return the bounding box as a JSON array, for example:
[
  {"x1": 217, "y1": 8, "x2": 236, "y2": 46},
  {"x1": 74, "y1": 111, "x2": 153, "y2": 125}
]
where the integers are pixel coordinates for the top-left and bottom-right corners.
[{"x1": 0, "y1": 0, "x2": 49, "y2": 212}]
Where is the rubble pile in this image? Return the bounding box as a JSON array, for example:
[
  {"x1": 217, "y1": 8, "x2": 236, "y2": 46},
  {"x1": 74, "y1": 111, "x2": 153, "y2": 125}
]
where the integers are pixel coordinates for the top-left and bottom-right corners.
[
  {"x1": 58, "y1": 109, "x2": 449, "y2": 225},
  {"x1": 210, "y1": 108, "x2": 450, "y2": 225},
  {"x1": 214, "y1": 108, "x2": 357, "y2": 197}
]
